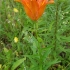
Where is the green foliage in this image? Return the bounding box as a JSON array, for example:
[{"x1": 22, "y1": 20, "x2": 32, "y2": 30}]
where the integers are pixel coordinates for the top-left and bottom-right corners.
[
  {"x1": 0, "y1": 0, "x2": 70, "y2": 70},
  {"x1": 11, "y1": 57, "x2": 26, "y2": 70}
]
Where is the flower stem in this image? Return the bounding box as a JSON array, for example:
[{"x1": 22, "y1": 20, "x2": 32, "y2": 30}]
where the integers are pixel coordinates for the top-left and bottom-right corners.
[
  {"x1": 33, "y1": 21, "x2": 38, "y2": 38},
  {"x1": 55, "y1": 0, "x2": 58, "y2": 48}
]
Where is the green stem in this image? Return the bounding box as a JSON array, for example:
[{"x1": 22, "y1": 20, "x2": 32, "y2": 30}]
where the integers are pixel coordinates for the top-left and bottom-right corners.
[
  {"x1": 54, "y1": 0, "x2": 58, "y2": 58},
  {"x1": 55, "y1": 0, "x2": 58, "y2": 48},
  {"x1": 33, "y1": 21, "x2": 38, "y2": 38},
  {"x1": 33, "y1": 21, "x2": 43, "y2": 69}
]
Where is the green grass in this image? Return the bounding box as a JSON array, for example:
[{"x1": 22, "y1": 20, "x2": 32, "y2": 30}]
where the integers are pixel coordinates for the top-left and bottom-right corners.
[{"x1": 0, "y1": 0, "x2": 70, "y2": 70}]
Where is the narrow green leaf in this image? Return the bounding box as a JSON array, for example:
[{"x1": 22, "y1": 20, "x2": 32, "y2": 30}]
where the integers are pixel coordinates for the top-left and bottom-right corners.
[{"x1": 11, "y1": 57, "x2": 26, "y2": 70}]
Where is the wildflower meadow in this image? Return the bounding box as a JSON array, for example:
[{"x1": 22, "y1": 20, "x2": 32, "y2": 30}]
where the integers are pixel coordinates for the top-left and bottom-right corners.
[{"x1": 0, "y1": 0, "x2": 70, "y2": 70}]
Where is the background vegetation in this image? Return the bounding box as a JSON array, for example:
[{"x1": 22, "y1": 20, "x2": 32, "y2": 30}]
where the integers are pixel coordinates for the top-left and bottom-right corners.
[{"x1": 0, "y1": 0, "x2": 70, "y2": 70}]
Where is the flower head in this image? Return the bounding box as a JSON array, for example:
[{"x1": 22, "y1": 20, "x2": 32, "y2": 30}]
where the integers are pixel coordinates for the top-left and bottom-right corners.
[
  {"x1": 13, "y1": 8, "x2": 19, "y2": 13},
  {"x1": 14, "y1": 37, "x2": 19, "y2": 43},
  {"x1": 15, "y1": 0, "x2": 54, "y2": 20}
]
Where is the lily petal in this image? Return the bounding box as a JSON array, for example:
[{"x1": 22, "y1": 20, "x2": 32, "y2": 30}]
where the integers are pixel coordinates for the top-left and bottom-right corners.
[{"x1": 15, "y1": 0, "x2": 54, "y2": 20}]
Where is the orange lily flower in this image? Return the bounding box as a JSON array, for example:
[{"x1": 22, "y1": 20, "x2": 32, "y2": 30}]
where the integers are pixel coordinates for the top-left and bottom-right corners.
[{"x1": 15, "y1": 0, "x2": 54, "y2": 20}]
